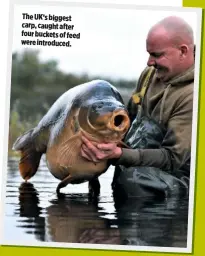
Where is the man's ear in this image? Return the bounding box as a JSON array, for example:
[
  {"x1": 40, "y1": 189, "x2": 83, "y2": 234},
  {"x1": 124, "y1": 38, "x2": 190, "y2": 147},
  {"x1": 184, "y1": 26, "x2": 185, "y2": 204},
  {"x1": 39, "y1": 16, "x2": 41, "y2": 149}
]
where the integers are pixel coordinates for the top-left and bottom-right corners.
[{"x1": 180, "y1": 44, "x2": 188, "y2": 57}]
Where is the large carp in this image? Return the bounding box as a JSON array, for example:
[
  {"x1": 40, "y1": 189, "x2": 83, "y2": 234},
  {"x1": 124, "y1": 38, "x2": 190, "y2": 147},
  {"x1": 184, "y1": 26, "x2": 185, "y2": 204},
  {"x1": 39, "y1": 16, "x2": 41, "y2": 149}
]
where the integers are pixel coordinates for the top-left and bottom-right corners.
[{"x1": 13, "y1": 80, "x2": 130, "y2": 195}]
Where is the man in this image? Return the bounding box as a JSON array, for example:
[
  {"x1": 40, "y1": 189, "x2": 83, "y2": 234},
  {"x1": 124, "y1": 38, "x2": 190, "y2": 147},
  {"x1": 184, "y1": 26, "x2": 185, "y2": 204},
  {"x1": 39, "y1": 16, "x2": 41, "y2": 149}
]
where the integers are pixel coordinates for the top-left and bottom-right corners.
[{"x1": 81, "y1": 16, "x2": 195, "y2": 197}]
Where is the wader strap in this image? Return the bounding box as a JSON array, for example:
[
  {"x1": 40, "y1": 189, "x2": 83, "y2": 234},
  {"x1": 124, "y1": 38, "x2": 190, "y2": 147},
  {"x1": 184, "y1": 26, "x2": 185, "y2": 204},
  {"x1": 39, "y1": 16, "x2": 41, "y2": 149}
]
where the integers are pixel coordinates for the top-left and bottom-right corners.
[{"x1": 132, "y1": 67, "x2": 155, "y2": 105}]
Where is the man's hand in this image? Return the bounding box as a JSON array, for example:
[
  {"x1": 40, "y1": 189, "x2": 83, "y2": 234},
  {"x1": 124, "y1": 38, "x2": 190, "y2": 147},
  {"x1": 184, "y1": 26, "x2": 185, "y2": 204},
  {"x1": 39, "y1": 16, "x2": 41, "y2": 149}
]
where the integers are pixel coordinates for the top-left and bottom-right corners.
[{"x1": 81, "y1": 135, "x2": 122, "y2": 162}]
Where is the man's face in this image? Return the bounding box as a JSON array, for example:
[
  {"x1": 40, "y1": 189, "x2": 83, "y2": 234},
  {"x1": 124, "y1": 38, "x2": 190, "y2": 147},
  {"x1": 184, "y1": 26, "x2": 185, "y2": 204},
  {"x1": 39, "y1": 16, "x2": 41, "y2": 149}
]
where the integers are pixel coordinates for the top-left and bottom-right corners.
[{"x1": 146, "y1": 27, "x2": 182, "y2": 82}]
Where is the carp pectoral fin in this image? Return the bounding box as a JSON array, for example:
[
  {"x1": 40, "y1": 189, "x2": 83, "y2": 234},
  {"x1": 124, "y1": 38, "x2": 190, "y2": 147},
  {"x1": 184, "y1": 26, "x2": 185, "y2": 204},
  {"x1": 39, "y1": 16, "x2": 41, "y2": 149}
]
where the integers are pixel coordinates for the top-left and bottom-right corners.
[
  {"x1": 58, "y1": 133, "x2": 82, "y2": 166},
  {"x1": 19, "y1": 148, "x2": 42, "y2": 181},
  {"x1": 56, "y1": 175, "x2": 74, "y2": 194},
  {"x1": 117, "y1": 141, "x2": 131, "y2": 149}
]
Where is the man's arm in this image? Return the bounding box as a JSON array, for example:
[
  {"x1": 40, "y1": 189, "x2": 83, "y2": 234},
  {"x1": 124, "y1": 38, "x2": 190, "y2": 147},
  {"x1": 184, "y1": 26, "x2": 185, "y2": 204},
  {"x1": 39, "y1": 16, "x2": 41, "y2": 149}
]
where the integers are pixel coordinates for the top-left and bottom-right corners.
[{"x1": 116, "y1": 91, "x2": 193, "y2": 172}]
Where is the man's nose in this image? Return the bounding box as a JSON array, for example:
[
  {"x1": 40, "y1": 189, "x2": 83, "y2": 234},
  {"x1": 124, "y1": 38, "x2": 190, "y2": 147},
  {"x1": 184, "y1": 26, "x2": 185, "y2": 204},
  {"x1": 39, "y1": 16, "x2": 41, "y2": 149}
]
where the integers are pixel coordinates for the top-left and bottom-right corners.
[{"x1": 147, "y1": 56, "x2": 155, "y2": 66}]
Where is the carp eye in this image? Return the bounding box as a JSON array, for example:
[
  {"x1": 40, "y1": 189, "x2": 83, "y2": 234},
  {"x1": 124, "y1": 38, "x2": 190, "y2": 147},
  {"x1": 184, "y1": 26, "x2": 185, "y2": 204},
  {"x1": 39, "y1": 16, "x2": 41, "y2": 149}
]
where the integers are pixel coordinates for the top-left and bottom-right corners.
[
  {"x1": 97, "y1": 101, "x2": 105, "y2": 108},
  {"x1": 92, "y1": 101, "x2": 104, "y2": 111},
  {"x1": 114, "y1": 115, "x2": 124, "y2": 127},
  {"x1": 97, "y1": 103, "x2": 103, "y2": 109}
]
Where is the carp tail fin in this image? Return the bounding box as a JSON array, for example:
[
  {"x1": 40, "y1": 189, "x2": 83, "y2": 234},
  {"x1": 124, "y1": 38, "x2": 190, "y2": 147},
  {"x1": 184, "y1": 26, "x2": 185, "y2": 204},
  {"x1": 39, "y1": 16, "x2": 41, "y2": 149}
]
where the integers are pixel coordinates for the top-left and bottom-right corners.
[{"x1": 12, "y1": 129, "x2": 43, "y2": 181}]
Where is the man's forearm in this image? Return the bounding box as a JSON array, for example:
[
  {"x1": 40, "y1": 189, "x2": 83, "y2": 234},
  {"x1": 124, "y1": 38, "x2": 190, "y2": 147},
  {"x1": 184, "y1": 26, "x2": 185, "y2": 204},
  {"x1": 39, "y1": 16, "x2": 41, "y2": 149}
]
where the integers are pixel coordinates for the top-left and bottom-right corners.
[{"x1": 115, "y1": 148, "x2": 172, "y2": 171}]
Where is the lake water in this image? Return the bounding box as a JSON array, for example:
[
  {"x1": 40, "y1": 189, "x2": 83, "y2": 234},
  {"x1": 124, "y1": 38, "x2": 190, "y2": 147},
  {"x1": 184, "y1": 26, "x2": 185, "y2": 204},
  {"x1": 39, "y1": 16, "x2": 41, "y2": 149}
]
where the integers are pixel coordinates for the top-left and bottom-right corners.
[{"x1": 1, "y1": 156, "x2": 190, "y2": 250}]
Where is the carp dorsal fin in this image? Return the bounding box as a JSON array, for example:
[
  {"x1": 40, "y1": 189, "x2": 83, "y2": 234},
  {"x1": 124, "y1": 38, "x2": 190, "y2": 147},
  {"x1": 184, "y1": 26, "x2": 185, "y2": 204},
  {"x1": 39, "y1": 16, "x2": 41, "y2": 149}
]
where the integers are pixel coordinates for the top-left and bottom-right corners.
[
  {"x1": 13, "y1": 129, "x2": 34, "y2": 151},
  {"x1": 13, "y1": 129, "x2": 43, "y2": 181},
  {"x1": 57, "y1": 132, "x2": 82, "y2": 167}
]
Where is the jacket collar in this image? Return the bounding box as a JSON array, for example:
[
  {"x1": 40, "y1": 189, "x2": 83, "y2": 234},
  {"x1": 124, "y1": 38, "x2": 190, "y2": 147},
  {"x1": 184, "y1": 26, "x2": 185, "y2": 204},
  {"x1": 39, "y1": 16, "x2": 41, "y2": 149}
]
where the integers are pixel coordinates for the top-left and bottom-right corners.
[{"x1": 164, "y1": 65, "x2": 195, "y2": 86}]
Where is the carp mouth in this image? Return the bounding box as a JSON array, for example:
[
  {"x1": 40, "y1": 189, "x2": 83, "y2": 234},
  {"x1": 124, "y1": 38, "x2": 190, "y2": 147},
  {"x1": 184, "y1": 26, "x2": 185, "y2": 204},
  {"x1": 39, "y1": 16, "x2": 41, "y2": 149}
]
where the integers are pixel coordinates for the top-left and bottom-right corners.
[
  {"x1": 114, "y1": 115, "x2": 124, "y2": 126},
  {"x1": 107, "y1": 109, "x2": 130, "y2": 133},
  {"x1": 86, "y1": 108, "x2": 130, "y2": 141}
]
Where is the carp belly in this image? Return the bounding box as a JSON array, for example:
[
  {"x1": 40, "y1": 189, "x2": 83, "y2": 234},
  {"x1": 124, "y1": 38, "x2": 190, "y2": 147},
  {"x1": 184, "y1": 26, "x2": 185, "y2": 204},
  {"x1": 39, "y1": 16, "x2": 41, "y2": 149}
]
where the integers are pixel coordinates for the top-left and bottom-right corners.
[{"x1": 46, "y1": 141, "x2": 107, "y2": 182}]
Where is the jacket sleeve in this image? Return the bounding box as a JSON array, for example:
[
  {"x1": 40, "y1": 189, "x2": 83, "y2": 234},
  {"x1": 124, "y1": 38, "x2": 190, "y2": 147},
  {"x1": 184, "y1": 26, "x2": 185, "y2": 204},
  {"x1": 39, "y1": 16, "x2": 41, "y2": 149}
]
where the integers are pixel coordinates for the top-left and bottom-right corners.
[{"x1": 116, "y1": 91, "x2": 193, "y2": 173}]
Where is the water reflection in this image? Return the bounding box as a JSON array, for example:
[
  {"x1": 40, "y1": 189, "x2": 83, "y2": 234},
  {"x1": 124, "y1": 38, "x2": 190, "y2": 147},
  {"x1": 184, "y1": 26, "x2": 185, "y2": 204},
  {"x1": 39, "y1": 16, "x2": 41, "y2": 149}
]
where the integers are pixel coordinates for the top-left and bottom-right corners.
[
  {"x1": 114, "y1": 195, "x2": 188, "y2": 247},
  {"x1": 18, "y1": 182, "x2": 41, "y2": 217},
  {"x1": 46, "y1": 197, "x2": 120, "y2": 244},
  {"x1": 3, "y1": 158, "x2": 189, "y2": 249},
  {"x1": 17, "y1": 182, "x2": 120, "y2": 244},
  {"x1": 17, "y1": 182, "x2": 45, "y2": 241}
]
